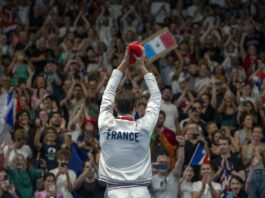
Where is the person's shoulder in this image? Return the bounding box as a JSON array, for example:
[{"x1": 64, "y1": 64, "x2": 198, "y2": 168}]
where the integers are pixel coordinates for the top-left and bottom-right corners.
[
  {"x1": 50, "y1": 168, "x2": 58, "y2": 174},
  {"x1": 68, "y1": 169, "x2": 77, "y2": 177},
  {"x1": 192, "y1": 180, "x2": 202, "y2": 189},
  {"x1": 211, "y1": 181, "x2": 221, "y2": 189}
]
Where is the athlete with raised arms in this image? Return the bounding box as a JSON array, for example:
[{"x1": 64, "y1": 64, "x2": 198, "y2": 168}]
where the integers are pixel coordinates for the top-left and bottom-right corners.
[{"x1": 98, "y1": 44, "x2": 161, "y2": 198}]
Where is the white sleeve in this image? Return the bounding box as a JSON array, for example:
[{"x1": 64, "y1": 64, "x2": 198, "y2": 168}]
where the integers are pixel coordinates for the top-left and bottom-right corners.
[
  {"x1": 98, "y1": 69, "x2": 123, "y2": 132},
  {"x1": 139, "y1": 73, "x2": 161, "y2": 133},
  {"x1": 192, "y1": 181, "x2": 201, "y2": 192}
]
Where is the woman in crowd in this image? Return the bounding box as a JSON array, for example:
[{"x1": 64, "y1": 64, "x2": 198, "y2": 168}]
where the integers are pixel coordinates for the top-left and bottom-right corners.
[
  {"x1": 217, "y1": 91, "x2": 238, "y2": 130},
  {"x1": 226, "y1": 176, "x2": 247, "y2": 198},
  {"x1": 34, "y1": 173, "x2": 63, "y2": 198},
  {"x1": 192, "y1": 163, "x2": 221, "y2": 198},
  {"x1": 233, "y1": 113, "x2": 255, "y2": 153},
  {"x1": 179, "y1": 166, "x2": 194, "y2": 198}
]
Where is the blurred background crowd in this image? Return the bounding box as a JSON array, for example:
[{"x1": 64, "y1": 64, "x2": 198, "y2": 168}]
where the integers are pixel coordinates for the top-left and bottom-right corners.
[{"x1": 0, "y1": 0, "x2": 265, "y2": 197}]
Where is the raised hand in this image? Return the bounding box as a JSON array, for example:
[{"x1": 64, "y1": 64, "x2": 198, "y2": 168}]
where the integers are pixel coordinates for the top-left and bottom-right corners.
[
  {"x1": 122, "y1": 47, "x2": 130, "y2": 65},
  {"x1": 134, "y1": 45, "x2": 145, "y2": 67},
  {"x1": 176, "y1": 135, "x2": 185, "y2": 146}
]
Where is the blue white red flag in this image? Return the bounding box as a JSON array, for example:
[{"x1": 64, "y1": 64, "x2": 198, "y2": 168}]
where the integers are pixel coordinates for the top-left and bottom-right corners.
[
  {"x1": 190, "y1": 143, "x2": 210, "y2": 165},
  {"x1": 143, "y1": 28, "x2": 177, "y2": 62},
  {"x1": 0, "y1": 89, "x2": 15, "y2": 143}
]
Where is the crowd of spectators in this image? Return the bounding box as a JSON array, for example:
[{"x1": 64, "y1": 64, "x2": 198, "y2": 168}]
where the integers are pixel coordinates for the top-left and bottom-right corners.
[{"x1": 0, "y1": 0, "x2": 265, "y2": 197}]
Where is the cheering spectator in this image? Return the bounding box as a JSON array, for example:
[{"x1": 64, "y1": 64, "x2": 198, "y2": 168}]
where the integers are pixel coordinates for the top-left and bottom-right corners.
[
  {"x1": 50, "y1": 149, "x2": 76, "y2": 198},
  {"x1": 192, "y1": 163, "x2": 221, "y2": 198},
  {"x1": 245, "y1": 127, "x2": 265, "y2": 197},
  {"x1": 149, "y1": 136, "x2": 185, "y2": 198},
  {"x1": 0, "y1": 148, "x2": 44, "y2": 198},
  {"x1": 179, "y1": 166, "x2": 195, "y2": 198},
  {"x1": 74, "y1": 159, "x2": 105, "y2": 198},
  {"x1": 0, "y1": 169, "x2": 17, "y2": 198},
  {"x1": 34, "y1": 172, "x2": 63, "y2": 198},
  {"x1": 211, "y1": 136, "x2": 245, "y2": 195},
  {"x1": 226, "y1": 175, "x2": 247, "y2": 198},
  {"x1": 150, "y1": 110, "x2": 177, "y2": 167},
  {"x1": 3, "y1": 128, "x2": 32, "y2": 165},
  {"x1": 160, "y1": 86, "x2": 180, "y2": 133},
  {"x1": 34, "y1": 126, "x2": 60, "y2": 170}
]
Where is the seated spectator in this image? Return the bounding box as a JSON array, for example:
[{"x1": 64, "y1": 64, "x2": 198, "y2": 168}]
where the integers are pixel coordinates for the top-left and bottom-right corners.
[
  {"x1": 192, "y1": 163, "x2": 221, "y2": 198},
  {"x1": 50, "y1": 149, "x2": 76, "y2": 198},
  {"x1": 74, "y1": 159, "x2": 105, "y2": 198},
  {"x1": 149, "y1": 136, "x2": 185, "y2": 198},
  {"x1": 34, "y1": 172, "x2": 63, "y2": 198}
]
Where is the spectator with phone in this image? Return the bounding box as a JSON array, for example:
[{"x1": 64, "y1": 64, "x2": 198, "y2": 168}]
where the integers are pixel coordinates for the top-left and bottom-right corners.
[
  {"x1": 183, "y1": 122, "x2": 210, "y2": 180},
  {"x1": 50, "y1": 149, "x2": 76, "y2": 198},
  {"x1": 180, "y1": 101, "x2": 206, "y2": 134},
  {"x1": 0, "y1": 169, "x2": 17, "y2": 198},
  {"x1": 74, "y1": 159, "x2": 105, "y2": 198},
  {"x1": 34, "y1": 172, "x2": 62, "y2": 198},
  {"x1": 149, "y1": 136, "x2": 185, "y2": 198}
]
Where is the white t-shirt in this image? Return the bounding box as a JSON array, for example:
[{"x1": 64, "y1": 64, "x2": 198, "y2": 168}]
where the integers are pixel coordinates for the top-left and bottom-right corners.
[
  {"x1": 3, "y1": 145, "x2": 32, "y2": 165},
  {"x1": 50, "y1": 168, "x2": 77, "y2": 198},
  {"x1": 160, "y1": 100, "x2": 178, "y2": 132},
  {"x1": 192, "y1": 181, "x2": 221, "y2": 198},
  {"x1": 150, "y1": 172, "x2": 180, "y2": 198},
  {"x1": 180, "y1": 181, "x2": 192, "y2": 198}
]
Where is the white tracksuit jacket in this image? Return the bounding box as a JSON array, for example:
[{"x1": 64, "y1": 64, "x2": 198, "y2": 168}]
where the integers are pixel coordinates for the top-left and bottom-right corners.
[{"x1": 98, "y1": 69, "x2": 161, "y2": 187}]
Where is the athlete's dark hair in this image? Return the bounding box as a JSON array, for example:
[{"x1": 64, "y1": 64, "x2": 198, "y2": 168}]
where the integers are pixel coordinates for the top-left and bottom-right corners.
[{"x1": 115, "y1": 89, "x2": 137, "y2": 115}]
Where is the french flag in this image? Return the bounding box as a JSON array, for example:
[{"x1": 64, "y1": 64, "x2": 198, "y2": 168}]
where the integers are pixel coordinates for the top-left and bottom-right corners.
[
  {"x1": 3, "y1": 21, "x2": 17, "y2": 34},
  {"x1": 144, "y1": 28, "x2": 176, "y2": 62},
  {"x1": 190, "y1": 143, "x2": 210, "y2": 165},
  {"x1": 0, "y1": 89, "x2": 14, "y2": 143}
]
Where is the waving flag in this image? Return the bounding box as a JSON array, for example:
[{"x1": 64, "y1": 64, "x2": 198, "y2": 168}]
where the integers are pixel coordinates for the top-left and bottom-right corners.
[
  {"x1": 0, "y1": 89, "x2": 14, "y2": 143},
  {"x1": 190, "y1": 143, "x2": 210, "y2": 165},
  {"x1": 143, "y1": 27, "x2": 177, "y2": 62}
]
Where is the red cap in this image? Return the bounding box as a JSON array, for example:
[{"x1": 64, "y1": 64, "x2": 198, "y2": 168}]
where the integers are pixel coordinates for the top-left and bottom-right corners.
[
  {"x1": 82, "y1": 118, "x2": 97, "y2": 128},
  {"x1": 128, "y1": 42, "x2": 144, "y2": 64}
]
